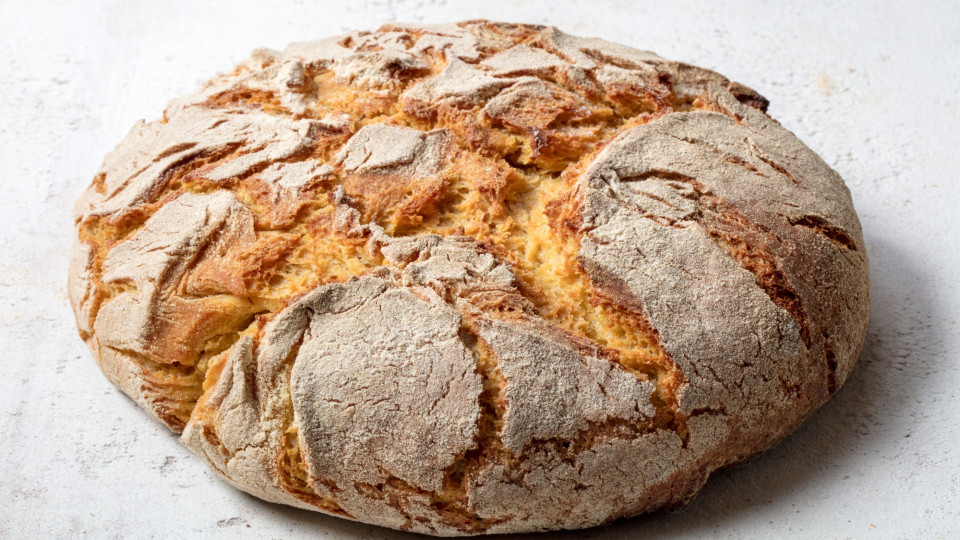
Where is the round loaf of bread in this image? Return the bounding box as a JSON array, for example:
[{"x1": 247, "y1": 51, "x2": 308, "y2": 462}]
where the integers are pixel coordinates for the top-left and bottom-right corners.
[{"x1": 69, "y1": 21, "x2": 869, "y2": 536}]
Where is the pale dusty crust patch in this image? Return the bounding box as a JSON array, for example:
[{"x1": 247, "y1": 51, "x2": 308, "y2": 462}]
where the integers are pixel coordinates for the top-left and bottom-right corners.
[{"x1": 69, "y1": 21, "x2": 869, "y2": 536}]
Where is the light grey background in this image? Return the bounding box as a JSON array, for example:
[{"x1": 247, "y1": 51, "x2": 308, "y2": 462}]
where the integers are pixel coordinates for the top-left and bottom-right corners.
[{"x1": 1, "y1": 0, "x2": 957, "y2": 538}]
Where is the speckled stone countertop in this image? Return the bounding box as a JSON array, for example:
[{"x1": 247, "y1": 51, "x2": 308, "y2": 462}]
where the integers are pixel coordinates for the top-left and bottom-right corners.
[{"x1": 1, "y1": 1, "x2": 957, "y2": 538}]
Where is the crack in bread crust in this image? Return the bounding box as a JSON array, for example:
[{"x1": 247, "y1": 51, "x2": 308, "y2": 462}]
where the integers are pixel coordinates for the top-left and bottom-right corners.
[{"x1": 69, "y1": 20, "x2": 869, "y2": 536}]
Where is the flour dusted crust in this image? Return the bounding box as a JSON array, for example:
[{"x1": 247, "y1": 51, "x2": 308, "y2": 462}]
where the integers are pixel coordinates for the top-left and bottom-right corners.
[{"x1": 70, "y1": 21, "x2": 869, "y2": 535}]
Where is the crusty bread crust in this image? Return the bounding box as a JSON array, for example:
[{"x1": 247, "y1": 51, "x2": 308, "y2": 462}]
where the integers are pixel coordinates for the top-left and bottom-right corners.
[{"x1": 69, "y1": 21, "x2": 869, "y2": 535}]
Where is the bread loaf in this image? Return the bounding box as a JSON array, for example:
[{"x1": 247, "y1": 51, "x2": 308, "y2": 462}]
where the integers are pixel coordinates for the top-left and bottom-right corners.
[{"x1": 69, "y1": 21, "x2": 869, "y2": 535}]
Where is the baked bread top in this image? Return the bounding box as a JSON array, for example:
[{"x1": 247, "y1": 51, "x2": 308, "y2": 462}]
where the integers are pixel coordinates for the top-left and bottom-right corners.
[{"x1": 69, "y1": 21, "x2": 869, "y2": 536}]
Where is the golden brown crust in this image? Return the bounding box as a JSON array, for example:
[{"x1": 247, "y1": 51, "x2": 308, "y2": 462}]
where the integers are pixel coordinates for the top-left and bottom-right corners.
[{"x1": 69, "y1": 21, "x2": 869, "y2": 536}]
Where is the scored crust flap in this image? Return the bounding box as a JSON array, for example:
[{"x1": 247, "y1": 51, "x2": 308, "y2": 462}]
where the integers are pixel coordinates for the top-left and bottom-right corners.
[{"x1": 182, "y1": 230, "x2": 676, "y2": 534}]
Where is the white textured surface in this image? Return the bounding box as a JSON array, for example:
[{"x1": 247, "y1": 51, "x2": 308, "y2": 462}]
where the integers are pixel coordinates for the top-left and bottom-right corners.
[{"x1": 1, "y1": 0, "x2": 958, "y2": 537}]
